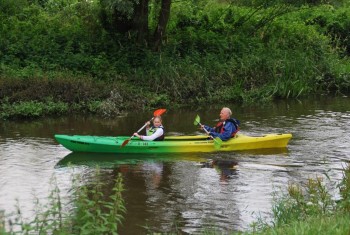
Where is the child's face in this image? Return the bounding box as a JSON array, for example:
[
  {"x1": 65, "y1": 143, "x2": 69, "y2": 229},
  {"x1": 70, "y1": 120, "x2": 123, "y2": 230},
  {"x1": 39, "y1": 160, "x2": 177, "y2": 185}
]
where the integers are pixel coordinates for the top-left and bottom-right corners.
[{"x1": 153, "y1": 118, "x2": 162, "y2": 127}]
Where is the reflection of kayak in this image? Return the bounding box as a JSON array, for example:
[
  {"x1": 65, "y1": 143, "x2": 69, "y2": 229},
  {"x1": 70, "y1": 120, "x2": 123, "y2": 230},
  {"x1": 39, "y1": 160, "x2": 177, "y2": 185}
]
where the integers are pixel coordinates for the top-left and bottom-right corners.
[
  {"x1": 56, "y1": 152, "x2": 207, "y2": 168},
  {"x1": 54, "y1": 133, "x2": 292, "y2": 154}
]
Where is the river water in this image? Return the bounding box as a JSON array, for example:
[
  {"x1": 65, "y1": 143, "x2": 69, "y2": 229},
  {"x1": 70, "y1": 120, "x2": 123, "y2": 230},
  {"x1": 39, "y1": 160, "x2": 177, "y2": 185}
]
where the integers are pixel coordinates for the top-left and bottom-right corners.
[{"x1": 0, "y1": 96, "x2": 349, "y2": 234}]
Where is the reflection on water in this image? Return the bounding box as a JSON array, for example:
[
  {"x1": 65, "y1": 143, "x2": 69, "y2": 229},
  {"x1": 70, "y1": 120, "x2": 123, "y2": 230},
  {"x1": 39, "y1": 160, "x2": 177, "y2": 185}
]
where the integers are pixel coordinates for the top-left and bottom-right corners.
[
  {"x1": 56, "y1": 152, "x2": 208, "y2": 168},
  {"x1": 200, "y1": 159, "x2": 239, "y2": 183},
  {"x1": 1, "y1": 96, "x2": 350, "y2": 234}
]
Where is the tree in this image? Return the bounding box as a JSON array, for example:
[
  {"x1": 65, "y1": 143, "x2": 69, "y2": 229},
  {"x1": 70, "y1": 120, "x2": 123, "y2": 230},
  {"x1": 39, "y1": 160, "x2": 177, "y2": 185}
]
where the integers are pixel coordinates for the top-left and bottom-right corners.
[
  {"x1": 99, "y1": 0, "x2": 172, "y2": 49},
  {"x1": 153, "y1": 0, "x2": 171, "y2": 51}
]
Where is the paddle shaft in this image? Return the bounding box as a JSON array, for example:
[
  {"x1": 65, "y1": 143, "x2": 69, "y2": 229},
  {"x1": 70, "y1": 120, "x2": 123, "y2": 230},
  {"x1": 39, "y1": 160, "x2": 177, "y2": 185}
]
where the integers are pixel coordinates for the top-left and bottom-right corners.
[
  {"x1": 125, "y1": 117, "x2": 153, "y2": 141},
  {"x1": 120, "y1": 118, "x2": 152, "y2": 147},
  {"x1": 135, "y1": 117, "x2": 154, "y2": 136},
  {"x1": 199, "y1": 122, "x2": 223, "y2": 147},
  {"x1": 199, "y1": 122, "x2": 210, "y2": 135},
  {"x1": 121, "y1": 108, "x2": 166, "y2": 148},
  {"x1": 134, "y1": 109, "x2": 166, "y2": 135},
  {"x1": 194, "y1": 114, "x2": 222, "y2": 149},
  {"x1": 199, "y1": 122, "x2": 216, "y2": 139}
]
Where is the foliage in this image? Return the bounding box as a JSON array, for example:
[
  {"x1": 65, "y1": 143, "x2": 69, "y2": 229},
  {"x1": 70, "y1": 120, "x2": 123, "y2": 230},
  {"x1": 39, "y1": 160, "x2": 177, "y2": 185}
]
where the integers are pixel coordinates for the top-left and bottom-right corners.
[
  {"x1": 0, "y1": 75, "x2": 111, "y2": 103},
  {"x1": 267, "y1": 177, "x2": 335, "y2": 228},
  {"x1": 0, "y1": 0, "x2": 116, "y2": 77},
  {"x1": 337, "y1": 164, "x2": 350, "y2": 212},
  {"x1": 2, "y1": 168, "x2": 125, "y2": 234},
  {"x1": 0, "y1": 0, "x2": 350, "y2": 119},
  {"x1": 252, "y1": 213, "x2": 350, "y2": 235},
  {"x1": 249, "y1": 166, "x2": 350, "y2": 235},
  {"x1": 0, "y1": 99, "x2": 69, "y2": 119},
  {"x1": 101, "y1": 0, "x2": 136, "y2": 17},
  {"x1": 71, "y1": 169, "x2": 125, "y2": 234}
]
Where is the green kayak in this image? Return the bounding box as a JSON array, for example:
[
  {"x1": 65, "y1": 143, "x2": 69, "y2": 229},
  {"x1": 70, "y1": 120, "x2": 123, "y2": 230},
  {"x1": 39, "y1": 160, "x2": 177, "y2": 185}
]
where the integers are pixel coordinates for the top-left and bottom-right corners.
[{"x1": 55, "y1": 133, "x2": 292, "y2": 154}]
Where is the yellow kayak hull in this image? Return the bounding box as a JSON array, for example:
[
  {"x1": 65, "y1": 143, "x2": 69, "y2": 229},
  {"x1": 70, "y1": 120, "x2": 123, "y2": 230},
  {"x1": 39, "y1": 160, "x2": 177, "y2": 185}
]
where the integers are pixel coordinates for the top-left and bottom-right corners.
[{"x1": 55, "y1": 133, "x2": 292, "y2": 154}]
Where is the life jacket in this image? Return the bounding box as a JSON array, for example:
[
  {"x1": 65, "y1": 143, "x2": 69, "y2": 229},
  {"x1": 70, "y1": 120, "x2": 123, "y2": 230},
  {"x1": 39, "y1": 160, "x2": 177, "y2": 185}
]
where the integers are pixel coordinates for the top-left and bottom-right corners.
[
  {"x1": 214, "y1": 118, "x2": 240, "y2": 137},
  {"x1": 147, "y1": 125, "x2": 165, "y2": 141}
]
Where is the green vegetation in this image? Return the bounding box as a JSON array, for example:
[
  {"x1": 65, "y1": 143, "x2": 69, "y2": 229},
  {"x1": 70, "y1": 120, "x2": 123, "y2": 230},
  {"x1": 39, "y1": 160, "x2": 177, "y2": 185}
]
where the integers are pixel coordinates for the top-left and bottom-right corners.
[
  {"x1": 246, "y1": 165, "x2": 350, "y2": 235},
  {"x1": 1, "y1": 165, "x2": 350, "y2": 234},
  {"x1": 0, "y1": 168, "x2": 125, "y2": 234},
  {"x1": 250, "y1": 213, "x2": 350, "y2": 235},
  {"x1": 1, "y1": 0, "x2": 350, "y2": 119}
]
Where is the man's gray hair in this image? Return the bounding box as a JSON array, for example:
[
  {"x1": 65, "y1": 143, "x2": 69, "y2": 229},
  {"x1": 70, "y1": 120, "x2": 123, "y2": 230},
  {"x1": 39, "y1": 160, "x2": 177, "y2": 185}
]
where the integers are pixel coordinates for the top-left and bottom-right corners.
[{"x1": 222, "y1": 107, "x2": 232, "y2": 116}]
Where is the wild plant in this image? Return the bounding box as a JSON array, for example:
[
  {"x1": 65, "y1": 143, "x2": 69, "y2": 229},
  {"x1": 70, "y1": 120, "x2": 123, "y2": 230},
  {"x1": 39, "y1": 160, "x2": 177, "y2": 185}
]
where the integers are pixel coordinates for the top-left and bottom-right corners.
[
  {"x1": 337, "y1": 164, "x2": 350, "y2": 212},
  {"x1": 70, "y1": 169, "x2": 126, "y2": 235},
  {"x1": 2, "y1": 168, "x2": 125, "y2": 235},
  {"x1": 271, "y1": 176, "x2": 334, "y2": 228}
]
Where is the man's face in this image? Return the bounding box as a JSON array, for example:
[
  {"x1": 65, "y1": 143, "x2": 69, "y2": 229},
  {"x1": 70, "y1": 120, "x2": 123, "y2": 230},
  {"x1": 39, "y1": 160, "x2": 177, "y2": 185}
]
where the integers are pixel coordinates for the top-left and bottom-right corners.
[{"x1": 220, "y1": 109, "x2": 229, "y2": 121}]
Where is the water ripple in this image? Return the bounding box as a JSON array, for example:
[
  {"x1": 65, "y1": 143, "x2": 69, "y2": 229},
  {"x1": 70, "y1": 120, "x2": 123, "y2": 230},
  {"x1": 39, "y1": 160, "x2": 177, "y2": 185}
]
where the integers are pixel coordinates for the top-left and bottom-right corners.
[{"x1": 1, "y1": 97, "x2": 350, "y2": 234}]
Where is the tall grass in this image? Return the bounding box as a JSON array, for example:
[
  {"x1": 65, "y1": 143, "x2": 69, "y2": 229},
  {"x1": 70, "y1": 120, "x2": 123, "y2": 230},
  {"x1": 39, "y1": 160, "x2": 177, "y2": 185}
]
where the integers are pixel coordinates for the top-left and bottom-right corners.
[
  {"x1": 1, "y1": 168, "x2": 125, "y2": 235},
  {"x1": 254, "y1": 213, "x2": 350, "y2": 235},
  {"x1": 250, "y1": 165, "x2": 350, "y2": 235}
]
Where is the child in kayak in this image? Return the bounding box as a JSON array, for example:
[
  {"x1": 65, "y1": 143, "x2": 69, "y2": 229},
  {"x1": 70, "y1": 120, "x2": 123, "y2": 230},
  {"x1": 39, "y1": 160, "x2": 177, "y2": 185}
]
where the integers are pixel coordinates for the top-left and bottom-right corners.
[{"x1": 133, "y1": 116, "x2": 165, "y2": 141}]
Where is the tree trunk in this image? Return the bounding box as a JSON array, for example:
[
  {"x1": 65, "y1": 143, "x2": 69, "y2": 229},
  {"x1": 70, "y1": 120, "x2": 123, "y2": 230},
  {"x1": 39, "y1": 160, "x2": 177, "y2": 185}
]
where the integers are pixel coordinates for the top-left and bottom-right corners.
[
  {"x1": 153, "y1": 0, "x2": 171, "y2": 51},
  {"x1": 133, "y1": 0, "x2": 149, "y2": 44}
]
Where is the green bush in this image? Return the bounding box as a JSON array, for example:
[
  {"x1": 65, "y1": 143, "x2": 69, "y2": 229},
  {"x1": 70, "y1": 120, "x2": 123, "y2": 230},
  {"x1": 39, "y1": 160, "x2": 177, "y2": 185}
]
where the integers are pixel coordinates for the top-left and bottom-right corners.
[{"x1": 0, "y1": 99, "x2": 69, "y2": 119}]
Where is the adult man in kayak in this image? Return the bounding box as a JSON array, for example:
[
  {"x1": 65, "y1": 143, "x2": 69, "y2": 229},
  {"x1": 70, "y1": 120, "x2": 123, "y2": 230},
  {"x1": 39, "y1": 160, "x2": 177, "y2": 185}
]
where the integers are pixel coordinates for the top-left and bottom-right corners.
[
  {"x1": 201, "y1": 107, "x2": 240, "y2": 141},
  {"x1": 133, "y1": 116, "x2": 165, "y2": 141}
]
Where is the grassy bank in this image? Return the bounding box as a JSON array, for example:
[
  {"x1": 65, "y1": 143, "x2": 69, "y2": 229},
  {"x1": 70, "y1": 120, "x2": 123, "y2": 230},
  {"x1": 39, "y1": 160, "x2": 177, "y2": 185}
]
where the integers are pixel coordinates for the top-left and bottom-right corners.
[
  {"x1": 1, "y1": 0, "x2": 350, "y2": 119},
  {"x1": 248, "y1": 213, "x2": 350, "y2": 235},
  {"x1": 246, "y1": 165, "x2": 350, "y2": 235}
]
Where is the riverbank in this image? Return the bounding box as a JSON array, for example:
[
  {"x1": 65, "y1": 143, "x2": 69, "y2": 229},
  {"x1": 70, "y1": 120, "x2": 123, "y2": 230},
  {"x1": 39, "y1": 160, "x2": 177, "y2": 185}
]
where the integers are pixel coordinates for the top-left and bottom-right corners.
[
  {"x1": 1, "y1": 1, "x2": 350, "y2": 119},
  {"x1": 248, "y1": 165, "x2": 350, "y2": 235},
  {"x1": 1, "y1": 165, "x2": 350, "y2": 234}
]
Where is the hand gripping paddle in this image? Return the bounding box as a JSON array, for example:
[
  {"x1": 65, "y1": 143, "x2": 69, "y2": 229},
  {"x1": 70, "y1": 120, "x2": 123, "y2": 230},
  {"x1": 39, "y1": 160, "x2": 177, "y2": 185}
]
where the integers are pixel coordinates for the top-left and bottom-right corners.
[
  {"x1": 121, "y1": 109, "x2": 167, "y2": 148},
  {"x1": 194, "y1": 114, "x2": 222, "y2": 150}
]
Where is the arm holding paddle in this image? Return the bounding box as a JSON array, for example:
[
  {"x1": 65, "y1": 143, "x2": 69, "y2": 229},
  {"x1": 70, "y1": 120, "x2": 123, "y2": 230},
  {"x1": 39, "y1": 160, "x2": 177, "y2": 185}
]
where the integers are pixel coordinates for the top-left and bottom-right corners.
[
  {"x1": 201, "y1": 123, "x2": 236, "y2": 141},
  {"x1": 121, "y1": 109, "x2": 166, "y2": 147},
  {"x1": 134, "y1": 127, "x2": 164, "y2": 141},
  {"x1": 198, "y1": 107, "x2": 239, "y2": 141},
  {"x1": 132, "y1": 121, "x2": 150, "y2": 139},
  {"x1": 133, "y1": 118, "x2": 165, "y2": 141},
  {"x1": 194, "y1": 115, "x2": 222, "y2": 149}
]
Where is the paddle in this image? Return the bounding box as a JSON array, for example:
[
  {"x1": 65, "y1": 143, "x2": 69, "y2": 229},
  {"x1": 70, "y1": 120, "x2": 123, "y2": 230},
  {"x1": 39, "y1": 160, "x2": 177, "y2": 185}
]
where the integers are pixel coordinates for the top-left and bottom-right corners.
[
  {"x1": 194, "y1": 114, "x2": 222, "y2": 150},
  {"x1": 121, "y1": 109, "x2": 166, "y2": 148}
]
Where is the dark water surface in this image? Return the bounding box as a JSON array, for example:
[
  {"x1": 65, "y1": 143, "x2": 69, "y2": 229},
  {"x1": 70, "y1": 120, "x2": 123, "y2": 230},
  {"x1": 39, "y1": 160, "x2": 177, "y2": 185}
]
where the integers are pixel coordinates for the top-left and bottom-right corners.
[{"x1": 1, "y1": 96, "x2": 350, "y2": 234}]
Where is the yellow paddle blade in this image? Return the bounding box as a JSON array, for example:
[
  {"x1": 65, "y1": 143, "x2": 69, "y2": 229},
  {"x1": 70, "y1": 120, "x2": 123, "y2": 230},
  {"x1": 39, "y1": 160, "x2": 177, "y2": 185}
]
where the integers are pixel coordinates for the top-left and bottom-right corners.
[
  {"x1": 193, "y1": 114, "x2": 201, "y2": 125},
  {"x1": 213, "y1": 137, "x2": 222, "y2": 150}
]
